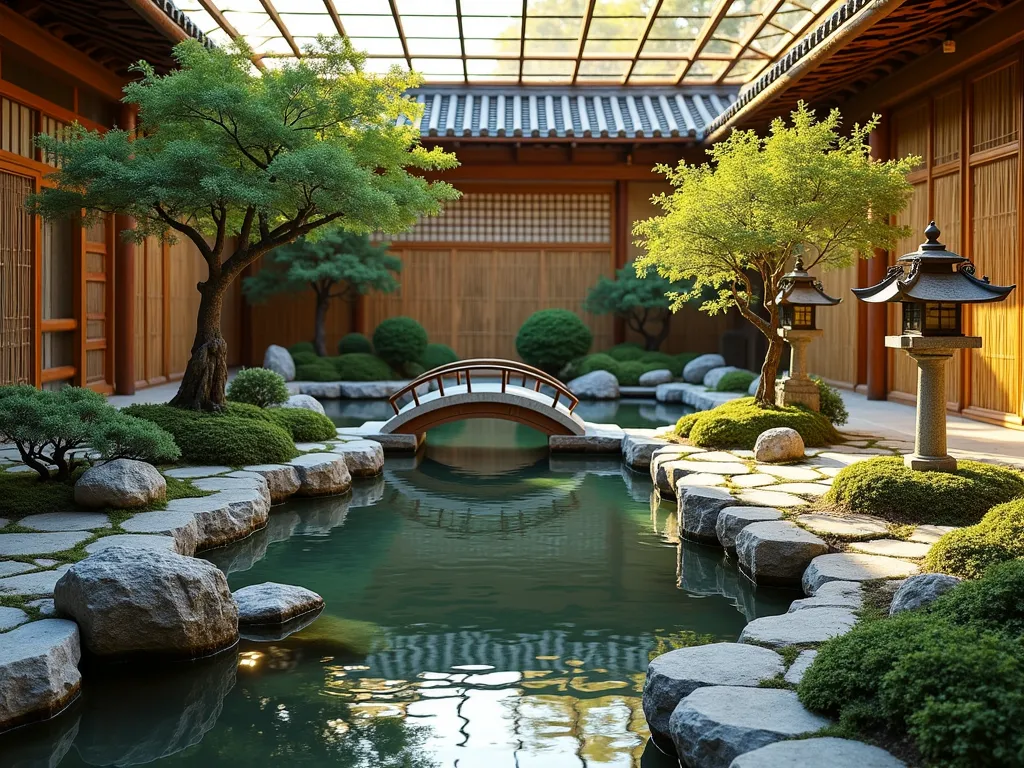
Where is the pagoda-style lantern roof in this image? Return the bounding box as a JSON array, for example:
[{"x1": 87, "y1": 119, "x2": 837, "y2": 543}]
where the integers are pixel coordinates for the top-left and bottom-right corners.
[
  {"x1": 775, "y1": 258, "x2": 843, "y2": 307},
  {"x1": 852, "y1": 222, "x2": 1015, "y2": 305}
]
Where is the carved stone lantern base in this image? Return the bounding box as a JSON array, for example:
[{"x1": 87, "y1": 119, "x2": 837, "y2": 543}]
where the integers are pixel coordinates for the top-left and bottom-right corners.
[
  {"x1": 885, "y1": 334, "x2": 982, "y2": 472},
  {"x1": 776, "y1": 328, "x2": 822, "y2": 411}
]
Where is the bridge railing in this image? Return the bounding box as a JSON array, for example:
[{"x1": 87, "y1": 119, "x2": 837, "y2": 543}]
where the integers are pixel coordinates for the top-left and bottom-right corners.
[{"x1": 388, "y1": 358, "x2": 580, "y2": 416}]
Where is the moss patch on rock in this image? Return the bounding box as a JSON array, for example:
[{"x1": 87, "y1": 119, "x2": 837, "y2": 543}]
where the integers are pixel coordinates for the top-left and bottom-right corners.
[
  {"x1": 925, "y1": 498, "x2": 1024, "y2": 579},
  {"x1": 824, "y1": 456, "x2": 1024, "y2": 527},
  {"x1": 674, "y1": 397, "x2": 840, "y2": 449}
]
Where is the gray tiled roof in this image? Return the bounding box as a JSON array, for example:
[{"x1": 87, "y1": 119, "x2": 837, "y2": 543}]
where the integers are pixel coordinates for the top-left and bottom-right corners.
[
  {"x1": 407, "y1": 88, "x2": 738, "y2": 140},
  {"x1": 151, "y1": 0, "x2": 215, "y2": 48}
]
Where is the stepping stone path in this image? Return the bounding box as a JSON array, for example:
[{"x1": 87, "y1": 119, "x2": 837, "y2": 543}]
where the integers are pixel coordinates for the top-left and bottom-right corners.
[
  {"x1": 803, "y1": 553, "x2": 919, "y2": 595},
  {"x1": 676, "y1": 472, "x2": 727, "y2": 489},
  {"x1": 754, "y1": 465, "x2": 822, "y2": 481},
  {"x1": 848, "y1": 539, "x2": 932, "y2": 558},
  {"x1": 770, "y1": 482, "x2": 829, "y2": 497},
  {"x1": 0, "y1": 562, "x2": 36, "y2": 578},
  {"x1": 240, "y1": 464, "x2": 301, "y2": 503},
  {"x1": 669, "y1": 686, "x2": 830, "y2": 768},
  {"x1": 675, "y1": 459, "x2": 750, "y2": 476},
  {"x1": 730, "y1": 474, "x2": 777, "y2": 488},
  {"x1": 20, "y1": 512, "x2": 112, "y2": 532},
  {"x1": 0, "y1": 606, "x2": 30, "y2": 631},
  {"x1": 643, "y1": 643, "x2": 785, "y2": 740},
  {"x1": 795, "y1": 513, "x2": 889, "y2": 539},
  {"x1": 730, "y1": 737, "x2": 907, "y2": 767},
  {"x1": 739, "y1": 607, "x2": 858, "y2": 648},
  {"x1": 909, "y1": 524, "x2": 958, "y2": 544},
  {"x1": 735, "y1": 521, "x2": 828, "y2": 586},
  {"x1": 0, "y1": 566, "x2": 72, "y2": 597},
  {"x1": 163, "y1": 466, "x2": 231, "y2": 479},
  {"x1": 716, "y1": 507, "x2": 783, "y2": 552},
  {"x1": 85, "y1": 534, "x2": 179, "y2": 555},
  {"x1": 783, "y1": 650, "x2": 817, "y2": 686},
  {"x1": 0, "y1": 532, "x2": 90, "y2": 557},
  {"x1": 735, "y1": 489, "x2": 807, "y2": 508},
  {"x1": 121, "y1": 510, "x2": 200, "y2": 556},
  {"x1": 679, "y1": 487, "x2": 737, "y2": 544}
]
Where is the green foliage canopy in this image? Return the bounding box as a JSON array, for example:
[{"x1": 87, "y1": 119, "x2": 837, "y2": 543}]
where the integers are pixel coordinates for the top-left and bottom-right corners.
[{"x1": 583, "y1": 265, "x2": 684, "y2": 351}]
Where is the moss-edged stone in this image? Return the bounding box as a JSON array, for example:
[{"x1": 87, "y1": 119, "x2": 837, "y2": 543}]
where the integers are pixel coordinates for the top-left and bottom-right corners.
[{"x1": 674, "y1": 398, "x2": 839, "y2": 450}]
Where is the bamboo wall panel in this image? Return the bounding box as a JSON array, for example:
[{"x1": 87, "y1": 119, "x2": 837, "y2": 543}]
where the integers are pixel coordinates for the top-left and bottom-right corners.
[
  {"x1": 138, "y1": 236, "x2": 165, "y2": 383},
  {"x1": 806, "y1": 260, "x2": 859, "y2": 387},
  {"x1": 934, "y1": 88, "x2": 962, "y2": 166},
  {"x1": 894, "y1": 102, "x2": 929, "y2": 170},
  {"x1": 933, "y1": 172, "x2": 963, "y2": 405},
  {"x1": 454, "y1": 249, "x2": 498, "y2": 359},
  {"x1": 361, "y1": 248, "x2": 451, "y2": 351},
  {"x1": 546, "y1": 249, "x2": 615, "y2": 354},
  {"x1": 889, "y1": 181, "x2": 930, "y2": 397},
  {"x1": 133, "y1": 238, "x2": 146, "y2": 384},
  {"x1": 972, "y1": 64, "x2": 1019, "y2": 153},
  {"x1": 969, "y1": 156, "x2": 1020, "y2": 417},
  {"x1": 0, "y1": 170, "x2": 33, "y2": 385},
  {"x1": 169, "y1": 239, "x2": 203, "y2": 377}
]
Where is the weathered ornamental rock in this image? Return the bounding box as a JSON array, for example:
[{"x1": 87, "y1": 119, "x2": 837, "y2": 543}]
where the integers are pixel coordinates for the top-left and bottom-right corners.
[
  {"x1": 74, "y1": 459, "x2": 166, "y2": 510},
  {"x1": 682, "y1": 354, "x2": 726, "y2": 384},
  {"x1": 334, "y1": 440, "x2": 385, "y2": 478},
  {"x1": 263, "y1": 344, "x2": 295, "y2": 381},
  {"x1": 753, "y1": 427, "x2": 805, "y2": 463},
  {"x1": 669, "y1": 686, "x2": 830, "y2": 768},
  {"x1": 643, "y1": 643, "x2": 785, "y2": 741},
  {"x1": 567, "y1": 370, "x2": 620, "y2": 400},
  {"x1": 716, "y1": 506, "x2": 784, "y2": 553},
  {"x1": 233, "y1": 582, "x2": 324, "y2": 625},
  {"x1": 289, "y1": 452, "x2": 352, "y2": 496},
  {"x1": 0, "y1": 619, "x2": 81, "y2": 731},
  {"x1": 239, "y1": 464, "x2": 301, "y2": 503},
  {"x1": 53, "y1": 547, "x2": 238, "y2": 659},
  {"x1": 679, "y1": 486, "x2": 736, "y2": 544},
  {"x1": 621, "y1": 433, "x2": 667, "y2": 471},
  {"x1": 735, "y1": 521, "x2": 828, "y2": 586},
  {"x1": 729, "y1": 737, "x2": 907, "y2": 767},
  {"x1": 638, "y1": 368, "x2": 673, "y2": 386},
  {"x1": 278, "y1": 393, "x2": 325, "y2": 415},
  {"x1": 889, "y1": 573, "x2": 961, "y2": 616}
]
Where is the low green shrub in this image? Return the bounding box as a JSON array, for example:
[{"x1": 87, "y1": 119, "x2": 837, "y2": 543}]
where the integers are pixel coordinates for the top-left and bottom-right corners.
[
  {"x1": 290, "y1": 350, "x2": 319, "y2": 366},
  {"x1": 675, "y1": 397, "x2": 839, "y2": 449},
  {"x1": 606, "y1": 343, "x2": 645, "y2": 361},
  {"x1": 715, "y1": 370, "x2": 756, "y2": 393},
  {"x1": 288, "y1": 341, "x2": 316, "y2": 356},
  {"x1": 266, "y1": 408, "x2": 337, "y2": 442},
  {"x1": 516, "y1": 309, "x2": 592, "y2": 375},
  {"x1": 404, "y1": 361, "x2": 425, "y2": 379},
  {"x1": 123, "y1": 403, "x2": 295, "y2": 466},
  {"x1": 421, "y1": 343, "x2": 458, "y2": 371},
  {"x1": 812, "y1": 375, "x2": 849, "y2": 426},
  {"x1": 227, "y1": 367, "x2": 289, "y2": 408},
  {"x1": 295, "y1": 358, "x2": 340, "y2": 382},
  {"x1": 334, "y1": 353, "x2": 394, "y2": 382},
  {"x1": 91, "y1": 414, "x2": 181, "y2": 466},
  {"x1": 615, "y1": 360, "x2": 647, "y2": 386},
  {"x1": 930, "y1": 559, "x2": 1024, "y2": 635},
  {"x1": 576, "y1": 353, "x2": 620, "y2": 377},
  {"x1": 372, "y1": 317, "x2": 428, "y2": 373},
  {"x1": 925, "y1": 499, "x2": 1024, "y2": 578},
  {"x1": 825, "y1": 457, "x2": 1024, "y2": 527},
  {"x1": 338, "y1": 333, "x2": 372, "y2": 355}
]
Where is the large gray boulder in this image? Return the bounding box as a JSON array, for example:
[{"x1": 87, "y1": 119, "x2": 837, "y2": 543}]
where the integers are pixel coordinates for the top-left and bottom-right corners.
[
  {"x1": 703, "y1": 366, "x2": 744, "y2": 390},
  {"x1": 567, "y1": 370, "x2": 620, "y2": 400},
  {"x1": 289, "y1": 452, "x2": 352, "y2": 496},
  {"x1": 0, "y1": 619, "x2": 81, "y2": 731},
  {"x1": 278, "y1": 393, "x2": 324, "y2": 415},
  {"x1": 669, "y1": 686, "x2": 830, "y2": 768},
  {"x1": 747, "y1": 375, "x2": 761, "y2": 396},
  {"x1": 639, "y1": 368, "x2": 674, "y2": 386},
  {"x1": 753, "y1": 428, "x2": 805, "y2": 463},
  {"x1": 683, "y1": 354, "x2": 725, "y2": 384},
  {"x1": 53, "y1": 547, "x2": 238, "y2": 659},
  {"x1": 263, "y1": 344, "x2": 295, "y2": 381},
  {"x1": 729, "y1": 737, "x2": 907, "y2": 767},
  {"x1": 735, "y1": 521, "x2": 828, "y2": 586},
  {"x1": 716, "y1": 506, "x2": 783, "y2": 553},
  {"x1": 643, "y1": 643, "x2": 784, "y2": 741},
  {"x1": 74, "y1": 459, "x2": 165, "y2": 510},
  {"x1": 679, "y1": 486, "x2": 736, "y2": 544},
  {"x1": 233, "y1": 582, "x2": 324, "y2": 625},
  {"x1": 889, "y1": 573, "x2": 961, "y2": 616}
]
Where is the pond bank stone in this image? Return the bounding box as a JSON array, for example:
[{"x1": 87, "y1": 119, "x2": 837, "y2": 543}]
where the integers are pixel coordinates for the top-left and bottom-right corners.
[
  {"x1": 233, "y1": 582, "x2": 324, "y2": 625},
  {"x1": 567, "y1": 370, "x2": 619, "y2": 400},
  {"x1": 889, "y1": 573, "x2": 961, "y2": 616},
  {"x1": 53, "y1": 547, "x2": 238, "y2": 659},
  {"x1": 669, "y1": 686, "x2": 830, "y2": 768},
  {"x1": 735, "y1": 521, "x2": 827, "y2": 586},
  {"x1": 165, "y1": 489, "x2": 270, "y2": 551},
  {"x1": 730, "y1": 737, "x2": 907, "y2": 767},
  {"x1": 716, "y1": 507, "x2": 784, "y2": 553},
  {"x1": 333, "y1": 440, "x2": 385, "y2": 478},
  {"x1": 739, "y1": 607, "x2": 858, "y2": 648},
  {"x1": 289, "y1": 452, "x2": 352, "y2": 496},
  {"x1": 803, "y1": 553, "x2": 919, "y2": 595},
  {"x1": 679, "y1": 486, "x2": 736, "y2": 544},
  {"x1": 622, "y1": 433, "x2": 668, "y2": 471},
  {"x1": 0, "y1": 619, "x2": 81, "y2": 731},
  {"x1": 238, "y1": 464, "x2": 301, "y2": 503},
  {"x1": 73, "y1": 459, "x2": 165, "y2": 510},
  {"x1": 643, "y1": 643, "x2": 784, "y2": 741}
]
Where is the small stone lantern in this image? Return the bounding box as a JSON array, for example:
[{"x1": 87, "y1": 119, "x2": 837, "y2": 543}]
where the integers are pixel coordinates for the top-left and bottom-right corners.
[
  {"x1": 853, "y1": 221, "x2": 1015, "y2": 471},
  {"x1": 775, "y1": 257, "x2": 841, "y2": 411}
]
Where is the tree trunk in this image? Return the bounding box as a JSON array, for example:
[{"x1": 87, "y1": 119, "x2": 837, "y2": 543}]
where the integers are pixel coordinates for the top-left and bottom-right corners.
[
  {"x1": 641, "y1": 311, "x2": 672, "y2": 351},
  {"x1": 313, "y1": 290, "x2": 329, "y2": 357},
  {"x1": 169, "y1": 283, "x2": 228, "y2": 411},
  {"x1": 755, "y1": 331, "x2": 785, "y2": 407}
]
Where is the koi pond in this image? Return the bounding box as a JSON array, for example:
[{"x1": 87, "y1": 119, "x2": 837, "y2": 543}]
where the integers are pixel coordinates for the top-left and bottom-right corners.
[{"x1": 3, "y1": 405, "x2": 793, "y2": 768}]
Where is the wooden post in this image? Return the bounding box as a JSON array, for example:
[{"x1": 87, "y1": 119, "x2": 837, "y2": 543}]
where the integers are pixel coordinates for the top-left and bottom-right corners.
[
  {"x1": 113, "y1": 104, "x2": 136, "y2": 395},
  {"x1": 613, "y1": 180, "x2": 629, "y2": 344},
  {"x1": 866, "y1": 121, "x2": 890, "y2": 400}
]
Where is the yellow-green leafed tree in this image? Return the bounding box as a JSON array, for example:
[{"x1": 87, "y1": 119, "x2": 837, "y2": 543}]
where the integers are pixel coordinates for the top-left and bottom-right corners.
[{"x1": 634, "y1": 103, "x2": 919, "y2": 406}]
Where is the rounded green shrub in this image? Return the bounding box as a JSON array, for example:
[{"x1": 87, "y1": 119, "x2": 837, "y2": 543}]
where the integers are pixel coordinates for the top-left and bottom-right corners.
[
  {"x1": 421, "y1": 343, "x2": 458, "y2": 371},
  {"x1": 224, "y1": 402, "x2": 274, "y2": 422},
  {"x1": 812, "y1": 375, "x2": 849, "y2": 426},
  {"x1": 91, "y1": 414, "x2": 181, "y2": 466},
  {"x1": 576, "y1": 353, "x2": 620, "y2": 377},
  {"x1": 515, "y1": 309, "x2": 592, "y2": 375},
  {"x1": 227, "y1": 367, "x2": 289, "y2": 408},
  {"x1": 930, "y1": 559, "x2": 1024, "y2": 635},
  {"x1": 714, "y1": 370, "x2": 756, "y2": 393},
  {"x1": 295, "y1": 359, "x2": 340, "y2": 382},
  {"x1": 606, "y1": 343, "x2": 645, "y2": 361},
  {"x1": 403, "y1": 361, "x2": 425, "y2": 379},
  {"x1": 674, "y1": 412, "x2": 700, "y2": 438},
  {"x1": 825, "y1": 456, "x2": 1024, "y2": 527},
  {"x1": 333, "y1": 353, "x2": 394, "y2": 382},
  {"x1": 290, "y1": 350, "x2": 319, "y2": 366},
  {"x1": 338, "y1": 333, "x2": 372, "y2": 356},
  {"x1": 615, "y1": 360, "x2": 647, "y2": 386},
  {"x1": 676, "y1": 397, "x2": 839, "y2": 449},
  {"x1": 288, "y1": 341, "x2": 316, "y2": 356},
  {"x1": 372, "y1": 317, "x2": 428, "y2": 371},
  {"x1": 266, "y1": 408, "x2": 337, "y2": 442},
  {"x1": 925, "y1": 499, "x2": 1024, "y2": 578}
]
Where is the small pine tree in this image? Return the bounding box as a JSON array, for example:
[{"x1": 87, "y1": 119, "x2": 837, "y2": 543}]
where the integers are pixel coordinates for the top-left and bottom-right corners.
[{"x1": 583, "y1": 265, "x2": 687, "y2": 351}]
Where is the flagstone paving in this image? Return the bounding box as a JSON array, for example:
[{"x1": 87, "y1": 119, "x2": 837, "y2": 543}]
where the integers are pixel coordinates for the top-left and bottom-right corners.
[{"x1": 848, "y1": 539, "x2": 933, "y2": 559}]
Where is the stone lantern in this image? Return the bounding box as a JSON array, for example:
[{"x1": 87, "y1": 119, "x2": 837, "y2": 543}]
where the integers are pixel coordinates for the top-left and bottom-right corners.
[
  {"x1": 775, "y1": 257, "x2": 841, "y2": 411},
  {"x1": 853, "y1": 221, "x2": 1015, "y2": 471}
]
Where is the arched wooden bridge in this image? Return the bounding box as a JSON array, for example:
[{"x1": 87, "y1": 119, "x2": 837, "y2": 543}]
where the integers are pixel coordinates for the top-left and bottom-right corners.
[{"x1": 381, "y1": 359, "x2": 586, "y2": 437}]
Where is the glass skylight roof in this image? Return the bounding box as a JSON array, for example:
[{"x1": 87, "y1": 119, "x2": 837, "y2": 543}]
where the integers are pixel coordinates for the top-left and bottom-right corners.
[{"x1": 175, "y1": 0, "x2": 844, "y2": 85}]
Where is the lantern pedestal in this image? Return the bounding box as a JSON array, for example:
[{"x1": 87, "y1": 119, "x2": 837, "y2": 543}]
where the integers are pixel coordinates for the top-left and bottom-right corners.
[
  {"x1": 776, "y1": 328, "x2": 822, "y2": 411},
  {"x1": 885, "y1": 334, "x2": 982, "y2": 472}
]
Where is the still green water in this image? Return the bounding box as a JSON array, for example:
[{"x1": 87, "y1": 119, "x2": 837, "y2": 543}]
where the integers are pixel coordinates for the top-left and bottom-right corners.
[{"x1": 4, "y1": 414, "x2": 791, "y2": 768}]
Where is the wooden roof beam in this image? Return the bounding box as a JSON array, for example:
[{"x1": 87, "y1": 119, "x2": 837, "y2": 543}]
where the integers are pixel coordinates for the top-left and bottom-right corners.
[
  {"x1": 621, "y1": 0, "x2": 665, "y2": 84},
  {"x1": 387, "y1": 0, "x2": 412, "y2": 70},
  {"x1": 572, "y1": 0, "x2": 598, "y2": 85},
  {"x1": 322, "y1": 0, "x2": 347, "y2": 39},
  {"x1": 675, "y1": 0, "x2": 732, "y2": 85},
  {"x1": 518, "y1": 0, "x2": 527, "y2": 84},
  {"x1": 196, "y1": 0, "x2": 266, "y2": 70},
  {"x1": 714, "y1": 0, "x2": 786, "y2": 83},
  {"x1": 258, "y1": 0, "x2": 301, "y2": 58},
  {"x1": 455, "y1": 0, "x2": 468, "y2": 82}
]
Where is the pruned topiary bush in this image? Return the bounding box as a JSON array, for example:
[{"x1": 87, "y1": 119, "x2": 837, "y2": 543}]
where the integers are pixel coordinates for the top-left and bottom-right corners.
[
  {"x1": 516, "y1": 309, "x2": 592, "y2": 375},
  {"x1": 338, "y1": 333, "x2": 372, "y2": 355},
  {"x1": 227, "y1": 367, "x2": 290, "y2": 408},
  {"x1": 266, "y1": 408, "x2": 337, "y2": 442},
  {"x1": 606, "y1": 342, "x2": 645, "y2": 361},
  {"x1": 813, "y1": 375, "x2": 849, "y2": 426},
  {"x1": 123, "y1": 403, "x2": 295, "y2": 466},
  {"x1": 576, "y1": 353, "x2": 620, "y2": 377},
  {"x1": 421, "y1": 342, "x2": 458, "y2": 371},
  {"x1": 714, "y1": 370, "x2": 756, "y2": 393},
  {"x1": 372, "y1": 317, "x2": 428, "y2": 375},
  {"x1": 674, "y1": 397, "x2": 839, "y2": 449},
  {"x1": 0, "y1": 385, "x2": 179, "y2": 481},
  {"x1": 615, "y1": 360, "x2": 647, "y2": 386},
  {"x1": 295, "y1": 357, "x2": 342, "y2": 382},
  {"x1": 288, "y1": 341, "x2": 317, "y2": 356},
  {"x1": 334, "y1": 353, "x2": 395, "y2": 382},
  {"x1": 824, "y1": 456, "x2": 1024, "y2": 527},
  {"x1": 924, "y1": 498, "x2": 1024, "y2": 579}
]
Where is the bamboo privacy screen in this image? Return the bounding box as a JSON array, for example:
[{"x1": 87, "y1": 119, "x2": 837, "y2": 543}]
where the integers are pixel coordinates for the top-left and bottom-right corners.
[
  {"x1": 0, "y1": 170, "x2": 33, "y2": 385},
  {"x1": 805, "y1": 260, "x2": 859, "y2": 387}
]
